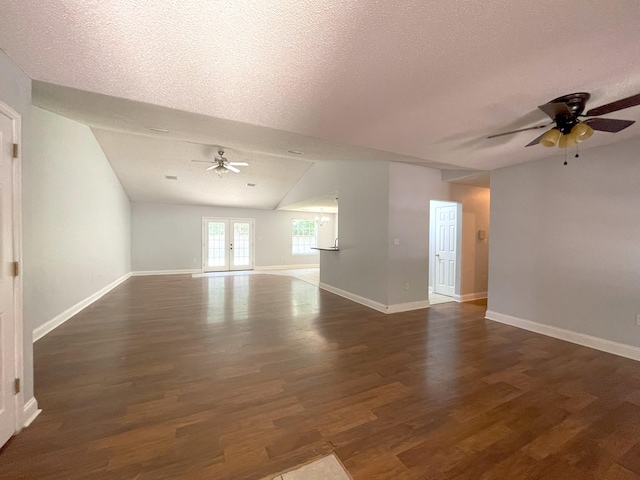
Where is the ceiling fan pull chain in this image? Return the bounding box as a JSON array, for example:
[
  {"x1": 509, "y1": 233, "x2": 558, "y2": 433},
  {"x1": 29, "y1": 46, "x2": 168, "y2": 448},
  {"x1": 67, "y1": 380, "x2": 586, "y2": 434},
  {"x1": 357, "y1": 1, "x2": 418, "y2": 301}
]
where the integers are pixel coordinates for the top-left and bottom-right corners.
[{"x1": 564, "y1": 148, "x2": 568, "y2": 166}]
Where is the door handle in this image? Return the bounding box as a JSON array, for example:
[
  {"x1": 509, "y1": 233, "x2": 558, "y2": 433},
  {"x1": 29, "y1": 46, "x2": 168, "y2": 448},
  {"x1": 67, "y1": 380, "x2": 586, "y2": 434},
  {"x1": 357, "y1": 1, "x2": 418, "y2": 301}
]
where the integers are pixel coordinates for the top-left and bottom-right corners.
[{"x1": 435, "y1": 253, "x2": 440, "y2": 257}]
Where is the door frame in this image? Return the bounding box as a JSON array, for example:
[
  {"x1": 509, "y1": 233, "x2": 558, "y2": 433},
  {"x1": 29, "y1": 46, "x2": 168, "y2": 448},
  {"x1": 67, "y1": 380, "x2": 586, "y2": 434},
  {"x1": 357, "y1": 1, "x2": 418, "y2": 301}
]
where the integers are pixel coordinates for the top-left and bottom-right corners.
[
  {"x1": 0, "y1": 99, "x2": 24, "y2": 434},
  {"x1": 201, "y1": 217, "x2": 255, "y2": 272},
  {"x1": 429, "y1": 200, "x2": 462, "y2": 298}
]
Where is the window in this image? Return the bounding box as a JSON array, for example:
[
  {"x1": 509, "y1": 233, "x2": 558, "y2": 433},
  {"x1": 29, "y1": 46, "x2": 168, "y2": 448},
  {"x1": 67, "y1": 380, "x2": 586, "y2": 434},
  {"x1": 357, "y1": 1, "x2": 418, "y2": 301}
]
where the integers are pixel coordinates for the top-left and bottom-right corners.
[{"x1": 292, "y1": 219, "x2": 317, "y2": 255}]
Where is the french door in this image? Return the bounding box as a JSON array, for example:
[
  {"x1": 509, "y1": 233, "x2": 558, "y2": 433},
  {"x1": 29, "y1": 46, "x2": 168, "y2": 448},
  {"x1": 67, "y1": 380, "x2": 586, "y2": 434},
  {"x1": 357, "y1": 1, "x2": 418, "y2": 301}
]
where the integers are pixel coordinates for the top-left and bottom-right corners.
[{"x1": 202, "y1": 218, "x2": 254, "y2": 272}]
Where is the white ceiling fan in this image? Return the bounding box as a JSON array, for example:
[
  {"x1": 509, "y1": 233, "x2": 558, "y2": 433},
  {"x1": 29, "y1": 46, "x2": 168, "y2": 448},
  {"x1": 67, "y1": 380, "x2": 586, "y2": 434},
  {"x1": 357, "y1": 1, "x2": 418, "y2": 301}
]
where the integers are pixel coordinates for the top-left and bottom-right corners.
[{"x1": 192, "y1": 149, "x2": 248, "y2": 176}]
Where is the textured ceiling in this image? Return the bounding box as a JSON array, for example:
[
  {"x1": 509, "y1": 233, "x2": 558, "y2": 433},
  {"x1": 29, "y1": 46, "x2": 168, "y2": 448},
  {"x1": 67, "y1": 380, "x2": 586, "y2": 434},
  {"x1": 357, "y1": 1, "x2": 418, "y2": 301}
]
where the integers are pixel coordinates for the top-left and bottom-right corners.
[
  {"x1": 33, "y1": 82, "x2": 455, "y2": 208},
  {"x1": 92, "y1": 128, "x2": 313, "y2": 210},
  {"x1": 3, "y1": 1, "x2": 640, "y2": 175}
]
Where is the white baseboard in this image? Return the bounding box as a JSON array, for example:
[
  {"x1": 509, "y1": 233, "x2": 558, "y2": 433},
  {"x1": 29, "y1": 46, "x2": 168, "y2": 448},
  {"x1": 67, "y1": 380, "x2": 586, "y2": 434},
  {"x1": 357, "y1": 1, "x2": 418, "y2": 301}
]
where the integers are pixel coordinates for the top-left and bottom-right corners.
[
  {"x1": 319, "y1": 283, "x2": 430, "y2": 314},
  {"x1": 387, "y1": 300, "x2": 431, "y2": 313},
  {"x1": 22, "y1": 397, "x2": 41, "y2": 428},
  {"x1": 485, "y1": 310, "x2": 640, "y2": 362},
  {"x1": 33, "y1": 272, "x2": 132, "y2": 342},
  {"x1": 453, "y1": 291, "x2": 488, "y2": 302},
  {"x1": 255, "y1": 264, "x2": 319, "y2": 271},
  {"x1": 131, "y1": 269, "x2": 201, "y2": 276}
]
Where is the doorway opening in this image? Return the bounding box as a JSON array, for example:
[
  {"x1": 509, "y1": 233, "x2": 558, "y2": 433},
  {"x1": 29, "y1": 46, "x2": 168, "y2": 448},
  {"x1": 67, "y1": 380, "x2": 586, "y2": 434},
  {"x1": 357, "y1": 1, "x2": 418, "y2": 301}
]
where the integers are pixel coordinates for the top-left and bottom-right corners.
[
  {"x1": 202, "y1": 217, "x2": 255, "y2": 272},
  {"x1": 429, "y1": 200, "x2": 461, "y2": 305}
]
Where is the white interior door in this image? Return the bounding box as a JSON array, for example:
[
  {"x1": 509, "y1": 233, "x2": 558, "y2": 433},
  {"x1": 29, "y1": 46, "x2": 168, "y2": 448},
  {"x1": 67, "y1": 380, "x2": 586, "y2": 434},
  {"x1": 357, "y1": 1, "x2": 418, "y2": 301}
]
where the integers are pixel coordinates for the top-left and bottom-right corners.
[
  {"x1": 435, "y1": 205, "x2": 457, "y2": 296},
  {"x1": 0, "y1": 110, "x2": 17, "y2": 447},
  {"x1": 203, "y1": 218, "x2": 254, "y2": 272}
]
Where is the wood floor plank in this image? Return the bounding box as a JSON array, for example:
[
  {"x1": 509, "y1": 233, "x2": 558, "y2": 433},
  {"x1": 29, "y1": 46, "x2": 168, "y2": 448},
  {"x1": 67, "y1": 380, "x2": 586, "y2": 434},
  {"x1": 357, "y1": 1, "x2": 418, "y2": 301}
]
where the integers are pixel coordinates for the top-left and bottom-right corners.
[{"x1": 1, "y1": 273, "x2": 640, "y2": 479}]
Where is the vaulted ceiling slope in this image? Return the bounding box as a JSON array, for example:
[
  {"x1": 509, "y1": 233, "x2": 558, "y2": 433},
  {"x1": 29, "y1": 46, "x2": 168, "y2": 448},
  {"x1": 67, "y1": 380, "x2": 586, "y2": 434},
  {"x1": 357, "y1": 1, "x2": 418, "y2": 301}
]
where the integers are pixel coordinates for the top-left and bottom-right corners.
[{"x1": 3, "y1": 1, "x2": 640, "y2": 172}]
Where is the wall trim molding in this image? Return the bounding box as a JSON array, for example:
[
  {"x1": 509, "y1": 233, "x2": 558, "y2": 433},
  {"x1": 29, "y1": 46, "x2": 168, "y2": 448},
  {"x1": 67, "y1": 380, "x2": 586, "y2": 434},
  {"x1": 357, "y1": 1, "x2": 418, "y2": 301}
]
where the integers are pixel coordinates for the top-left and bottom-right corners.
[
  {"x1": 319, "y1": 282, "x2": 387, "y2": 313},
  {"x1": 33, "y1": 272, "x2": 132, "y2": 342},
  {"x1": 131, "y1": 269, "x2": 201, "y2": 276},
  {"x1": 387, "y1": 300, "x2": 432, "y2": 314},
  {"x1": 485, "y1": 310, "x2": 640, "y2": 362},
  {"x1": 319, "y1": 283, "x2": 430, "y2": 314},
  {"x1": 255, "y1": 264, "x2": 319, "y2": 271},
  {"x1": 454, "y1": 291, "x2": 488, "y2": 302},
  {"x1": 22, "y1": 397, "x2": 40, "y2": 428}
]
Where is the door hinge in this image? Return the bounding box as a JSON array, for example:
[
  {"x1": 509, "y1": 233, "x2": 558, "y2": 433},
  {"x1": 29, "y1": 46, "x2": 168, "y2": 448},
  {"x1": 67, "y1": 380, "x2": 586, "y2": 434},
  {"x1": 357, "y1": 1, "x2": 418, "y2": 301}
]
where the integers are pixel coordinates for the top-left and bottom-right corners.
[
  {"x1": 12, "y1": 261, "x2": 19, "y2": 277},
  {"x1": 14, "y1": 378, "x2": 20, "y2": 394},
  {"x1": 12, "y1": 143, "x2": 19, "y2": 159}
]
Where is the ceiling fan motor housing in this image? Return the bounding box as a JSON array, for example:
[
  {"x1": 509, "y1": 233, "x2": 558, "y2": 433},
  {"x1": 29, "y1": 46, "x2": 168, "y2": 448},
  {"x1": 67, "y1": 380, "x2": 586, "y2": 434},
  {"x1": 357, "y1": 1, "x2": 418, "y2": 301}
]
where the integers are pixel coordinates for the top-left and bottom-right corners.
[{"x1": 549, "y1": 92, "x2": 591, "y2": 134}]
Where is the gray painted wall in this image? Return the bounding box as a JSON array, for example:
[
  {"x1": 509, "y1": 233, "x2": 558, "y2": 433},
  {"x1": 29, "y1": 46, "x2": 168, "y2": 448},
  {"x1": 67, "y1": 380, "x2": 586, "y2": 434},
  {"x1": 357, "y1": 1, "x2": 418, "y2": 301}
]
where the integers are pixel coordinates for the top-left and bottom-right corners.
[
  {"x1": 277, "y1": 162, "x2": 340, "y2": 209},
  {"x1": 322, "y1": 161, "x2": 391, "y2": 304},
  {"x1": 387, "y1": 163, "x2": 442, "y2": 305},
  {"x1": 0, "y1": 49, "x2": 34, "y2": 402},
  {"x1": 287, "y1": 160, "x2": 490, "y2": 307},
  {"x1": 25, "y1": 107, "x2": 131, "y2": 333},
  {"x1": 488, "y1": 139, "x2": 640, "y2": 348},
  {"x1": 388, "y1": 163, "x2": 490, "y2": 304},
  {"x1": 131, "y1": 202, "x2": 336, "y2": 271}
]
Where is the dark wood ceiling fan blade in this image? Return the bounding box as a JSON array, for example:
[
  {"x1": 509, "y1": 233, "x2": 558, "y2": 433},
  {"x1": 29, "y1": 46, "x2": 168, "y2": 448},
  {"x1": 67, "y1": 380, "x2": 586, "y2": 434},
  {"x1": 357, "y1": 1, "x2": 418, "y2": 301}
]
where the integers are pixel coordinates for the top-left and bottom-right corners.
[
  {"x1": 487, "y1": 124, "x2": 548, "y2": 139},
  {"x1": 583, "y1": 118, "x2": 635, "y2": 133},
  {"x1": 524, "y1": 131, "x2": 549, "y2": 147},
  {"x1": 585, "y1": 93, "x2": 640, "y2": 117},
  {"x1": 538, "y1": 102, "x2": 571, "y2": 120}
]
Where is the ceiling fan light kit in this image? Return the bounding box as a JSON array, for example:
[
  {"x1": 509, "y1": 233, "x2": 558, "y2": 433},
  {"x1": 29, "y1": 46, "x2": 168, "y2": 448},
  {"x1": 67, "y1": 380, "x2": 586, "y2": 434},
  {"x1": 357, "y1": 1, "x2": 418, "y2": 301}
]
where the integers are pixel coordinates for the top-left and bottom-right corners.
[
  {"x1": 191, "y1": 149, "x2": 249, "y2": 176},
  {"x1": 540, "y1": 128, "x2": 561, "y2": 147},
  {"x1": 487, "y1": 91, "x2": 640, "y2": 154},
  {"x1": 540, "y1": 122, "x2": 595, "y2": 148},
  {"x1": 213, "y1": 164, "x2": 230, "y2": 175}
]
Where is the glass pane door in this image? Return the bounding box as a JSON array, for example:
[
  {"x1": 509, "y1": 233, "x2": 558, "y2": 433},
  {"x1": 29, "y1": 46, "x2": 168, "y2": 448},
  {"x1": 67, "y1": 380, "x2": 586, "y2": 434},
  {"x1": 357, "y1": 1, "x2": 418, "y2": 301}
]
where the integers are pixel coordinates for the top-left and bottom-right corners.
[
  {"x1": 203, "y1": 217, "x2": 254, "y2": 272},
  {"x1": 205, "y1": 220, "x2": 229, "y2": 272},
  {"x1": 231, "y1": 220, "x2": 252, "y2": 270}
]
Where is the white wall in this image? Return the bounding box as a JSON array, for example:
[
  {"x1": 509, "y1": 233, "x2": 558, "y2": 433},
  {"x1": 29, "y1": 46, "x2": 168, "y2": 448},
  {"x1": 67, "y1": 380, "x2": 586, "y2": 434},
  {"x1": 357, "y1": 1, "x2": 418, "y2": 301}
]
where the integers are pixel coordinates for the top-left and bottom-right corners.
[
  {"x1": 24, "y1": 107, "x2": 131, "y2": 334},
  {"x1": 0, "y1": 49, "x2": 35, "y2": 402},
  {"x1": 131, "y1": 202, "x2": 336, "y2": 271},
  {"x1": 488, "y1": 139, "x2": 640, "y2": 349}
]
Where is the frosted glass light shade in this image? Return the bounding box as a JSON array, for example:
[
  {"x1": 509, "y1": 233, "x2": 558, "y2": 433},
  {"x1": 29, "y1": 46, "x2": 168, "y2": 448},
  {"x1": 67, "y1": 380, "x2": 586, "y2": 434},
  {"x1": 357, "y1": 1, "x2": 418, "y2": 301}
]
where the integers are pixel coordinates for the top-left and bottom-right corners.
[
  {"x1": 572, "y1": 123, "x2": 595, "y2": 143},
  {"x1": 540, "y1": 128, "x2": 561, "y2": 147},
  {"x1": 559, "y1": 133, "x2": 577, "y2": 148}
]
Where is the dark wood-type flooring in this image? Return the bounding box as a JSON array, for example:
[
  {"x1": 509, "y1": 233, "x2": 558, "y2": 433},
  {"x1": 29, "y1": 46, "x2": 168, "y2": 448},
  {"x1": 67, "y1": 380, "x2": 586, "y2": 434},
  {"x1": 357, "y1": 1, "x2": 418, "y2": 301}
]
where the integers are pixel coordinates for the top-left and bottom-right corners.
[{"x1": 1, "y1": 274, "x2": 640, "y2": 479}]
